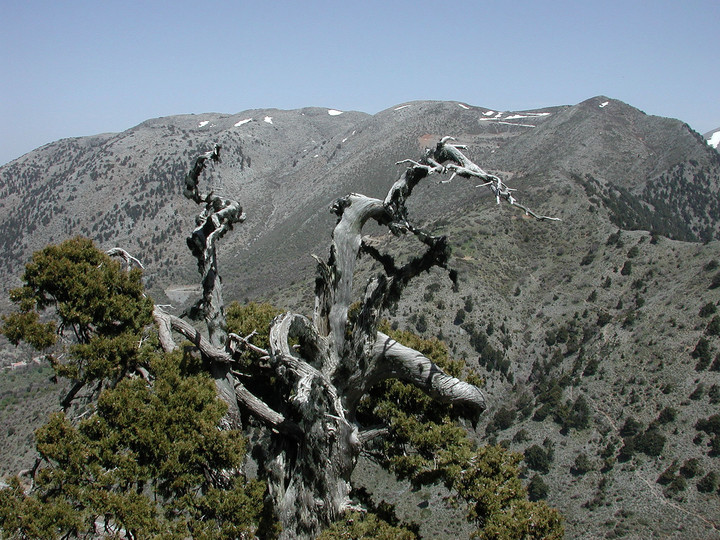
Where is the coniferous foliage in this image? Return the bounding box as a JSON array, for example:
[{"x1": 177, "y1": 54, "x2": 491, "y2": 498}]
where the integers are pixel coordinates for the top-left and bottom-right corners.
[
  {"x1": 354, "y1": 324, "x2": 562, "y2": 538},
  {"x1": 0, "y1": 239, "x2": 270, "y2": 539},
  {"x1": 2, "y1": 237, "x2": 154, "y2": 386}
]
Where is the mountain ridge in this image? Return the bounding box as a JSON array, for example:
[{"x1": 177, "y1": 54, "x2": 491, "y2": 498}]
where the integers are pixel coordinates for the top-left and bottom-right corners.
[{"x1": 1, "y1": 96, "x2": 720, "y2": 538}]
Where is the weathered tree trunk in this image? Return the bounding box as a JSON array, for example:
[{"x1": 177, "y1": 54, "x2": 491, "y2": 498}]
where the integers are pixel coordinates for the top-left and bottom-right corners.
[
  {"x1": 182, "y1": 145, "x2": 246, "y2": 427},
  {"x1": 160, "y1": 139, "x2": 555, "y2": 539}
]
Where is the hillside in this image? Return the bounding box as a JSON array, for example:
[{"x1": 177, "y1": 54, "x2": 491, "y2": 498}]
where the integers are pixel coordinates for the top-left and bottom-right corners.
[{"x1": 1, "y1": 97, "x2": 720, "y2": 538}]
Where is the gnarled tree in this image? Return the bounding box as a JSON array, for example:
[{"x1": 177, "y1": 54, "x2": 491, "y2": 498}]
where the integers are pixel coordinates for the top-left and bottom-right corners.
[
  {"x1": 154, "y1": 138, "x2": 559, "y2": 538},
  {"x1": 2, "y1": 138, "x2": 562, "y2": 539}
]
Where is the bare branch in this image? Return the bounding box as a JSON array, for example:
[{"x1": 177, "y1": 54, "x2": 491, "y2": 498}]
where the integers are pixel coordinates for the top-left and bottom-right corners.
[
  {"x1": 153, "y1": 306, "x2": 232, "y2": 363},
  {"x1": 228, "y1": 331, "x2": 270, "y2": 358},
  {"x1": 369, "y1": 331, "x2": 486, "y2": 412},
  {"x1": 183, "y1": 143, "x2": 221, "y2": 204},
  {"x1": 234, "y1": 381, "x2": 303, "y2": 440},
  {"x1": 153, "y1": 306, "x2": 177, "y2": 353},
  {"x1": 106, "y1": 247, "x2": 145, "y2": 269},
  {"x1": 357, "y1": 426, "x2": 390, "y2": 445}
]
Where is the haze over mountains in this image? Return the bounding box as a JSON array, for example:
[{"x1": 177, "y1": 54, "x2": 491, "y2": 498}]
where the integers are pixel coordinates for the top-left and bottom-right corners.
[{"x1": 1, "y1": 96, "x2": 720, "y2": 538}]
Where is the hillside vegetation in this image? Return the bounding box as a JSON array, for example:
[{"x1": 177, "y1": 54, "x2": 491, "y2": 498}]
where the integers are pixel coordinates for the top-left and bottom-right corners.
[{"x1": 1, "y1": 97, "x2": 719, "y2": 538}]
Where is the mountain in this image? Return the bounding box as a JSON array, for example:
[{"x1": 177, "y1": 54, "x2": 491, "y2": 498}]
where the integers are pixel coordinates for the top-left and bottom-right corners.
[{"x1": 2, "y1": 97, "x2": 720, "y2": 538}]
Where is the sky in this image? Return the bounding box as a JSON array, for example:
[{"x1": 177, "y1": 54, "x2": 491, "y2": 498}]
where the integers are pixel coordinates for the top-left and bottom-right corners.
[{"x1": 1, "y1": 0, "x2": 718, "y2": 166}]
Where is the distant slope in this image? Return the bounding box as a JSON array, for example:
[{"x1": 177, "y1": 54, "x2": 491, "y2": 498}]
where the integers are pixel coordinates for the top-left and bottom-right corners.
[{"x1": 1, "y1": 98, "x2": 720, "y2": 538}]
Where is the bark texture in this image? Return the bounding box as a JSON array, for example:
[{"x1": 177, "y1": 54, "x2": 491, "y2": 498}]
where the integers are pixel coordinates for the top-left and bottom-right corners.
[{"x1": 160, "y1": 140, "x2": 554, "y2": 538}]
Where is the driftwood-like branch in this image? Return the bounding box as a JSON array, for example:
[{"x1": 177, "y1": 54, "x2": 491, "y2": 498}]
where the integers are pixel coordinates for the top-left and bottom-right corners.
[
  {"x1": 106, "y1": 247, "x2": 145, "y2": 269},
  {"x1": 357, "y1": 426, "x2": 390, "y2": 445},
  {"x1": 322, "y1": 195, "x2": 388, "y2": 351},
  {"x1": 269, "y1": 313, "x2": 341, "y2": 409},
  {"x1": 234, "y1": 381, "x2": 303, "y2": 440},
  {"x1": 311, "y1": 139, "x2": 501, "y2": 417},
  {"x1": 183, "y1": 144, "x2": 221, "y2": 204},
  {"x1": 153, "y1": 306, "x2": 232, "y2": 363},
  {"x1": 154, "y1": 306, "x2": 301, "y2": 435},
  {"x1": 181, "y1": 146, "x2": 247, "y2": 427},
  {"x1": 433, "y1": 138, "x2": 560, "y2": 221},
  {"x1": 153, "y1": 306, "x2": 176, "y2": 353},
  {"x1": 372, "y1": 332, "x2": 486, "y2": 411}
]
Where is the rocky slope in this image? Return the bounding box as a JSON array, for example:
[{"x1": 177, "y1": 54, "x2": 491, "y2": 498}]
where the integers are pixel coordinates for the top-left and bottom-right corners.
[{"x1": 1, "y1": 97, "x2": 720, "y2": 538}]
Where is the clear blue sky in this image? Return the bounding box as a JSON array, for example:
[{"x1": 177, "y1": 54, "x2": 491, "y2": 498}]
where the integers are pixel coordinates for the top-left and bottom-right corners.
[{"x1": 1, "y1": 0, "x2": 718, "y2": 166}]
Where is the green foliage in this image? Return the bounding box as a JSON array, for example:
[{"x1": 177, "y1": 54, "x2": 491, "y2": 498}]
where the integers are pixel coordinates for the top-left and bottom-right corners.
[
  {"x1": 619, "y1": 416, "x2": 666, "y2": 460},
  {"x1": 679, "y1": 458, "x2": 703, "y2": 479},
  {"x1": 465, "y1": 321, "x2": 506, "y2": 376},
  {"x1": 582, "y1": 357, "x2": 600, "y2": 376},
  {"x1": 634, "y1": 428, "x2": 666, "y2": 457},
  {"x1": 0, "y1": 240, "x2": 271, "y2": 538},
  {"x1": 706, "y1": 316, "x2": 720, "y2": 336},
  {"x1": 0, "y1": 350, "x2": 268, "y2": 539},
  {"x1": 580, "y1": 251, "x2": 595, "y2": 266},
  {"x1": 620, "y1": 417, "x2": 643, "y2": 437},
  {"x1": 524, "y1": 444, "x2": 553, "y2": 474},
  {"x1": 226, "y1": 301, "x2": 281, "y2": 359},
  {"x1": 453, "y1": 446, "x2": 563, "y2": 539},
  {"x1": 486, "y1": 407, "x2": 517, "y2": 435},
  {"x1": 556, "y1": 395, "x2": 591, "y2": 432},
  {"x1": 656, "y1": 407, "x2": 678, "y2": 425},
  {"x1": 318, "y1": 512, "x2": 417, "y2": 539},
  {"x1": 699, "y1": 302, "x2": 717, "y2": 318},
  {"x1": 695, "y1": 414, "x2": 720, "y2": 435},
  {"x1": 693, "y1": 337, "x2": 713, "y2": 371},
  {"x1": 571, "y1": 453, "x2": 593, "y2": 476},
  {"x1": 527, "y1": 475, "x2": 549, "y2": 501},
  {"x1": 657, "y1": 462, "x2": 679, "y2": 485},
  {"x1": 697, "y1": 471, "x2": 719, "y2": 493},
  {"x1": 358, "y1": 324, "x2": 563, "y2": 538},
  {"x1": 663, "y1": 475, "x2": 687, "y2": 497},
  {"x1": 690, "y1": 383, "x2": 706, "y2": 400},
  {"x1": 709, "y1": 385, "x2": 720, "y2": 404},
  {"x1": 1, "y1": 237, "x2": 154, "y2": 384}
]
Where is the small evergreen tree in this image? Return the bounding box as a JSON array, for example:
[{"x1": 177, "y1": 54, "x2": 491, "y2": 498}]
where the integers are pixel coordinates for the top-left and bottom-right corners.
[{"x1": 0, "y1": 238, "x2": 270, "y2": 538}]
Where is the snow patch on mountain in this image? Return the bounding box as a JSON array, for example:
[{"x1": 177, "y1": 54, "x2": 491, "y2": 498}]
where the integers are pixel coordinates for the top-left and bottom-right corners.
[
  {"x1": 198, "y1": 121, "x2": 210, "y2": 127},
  {"x1": 479, "y1": 110, "x2": 550, "y2": 127},
  {"x1": 328, "y1": 109, "x2": 343, "y2": 116},
  {"x1": 707, "y1": 130, "x2": 720, "y2": 149},
  {"x1": 234, "y1": 118, "x2": 252, "y2": 127},
  {"x1": 264, "y1": 116, "x2": 273, "y2": 124}
]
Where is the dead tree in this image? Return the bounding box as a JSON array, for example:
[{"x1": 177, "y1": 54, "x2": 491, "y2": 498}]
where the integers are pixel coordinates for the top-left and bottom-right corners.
[
  {"x1": 157, "y1": 144, "x2": 246, "y2": 428},
  {"x1": 154, "y1": 138, "x2": 556, "y2": 539}
]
